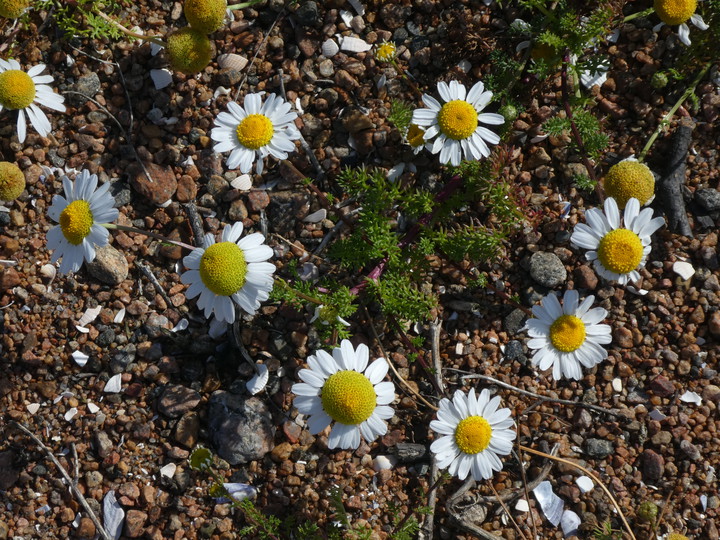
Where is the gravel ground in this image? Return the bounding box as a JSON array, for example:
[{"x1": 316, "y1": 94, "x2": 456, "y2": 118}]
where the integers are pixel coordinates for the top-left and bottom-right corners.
[{"x1": 0, "y1": 0, "x2": 719, "y2": 539}]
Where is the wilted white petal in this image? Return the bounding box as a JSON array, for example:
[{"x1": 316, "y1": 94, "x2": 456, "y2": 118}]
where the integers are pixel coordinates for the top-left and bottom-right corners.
[{"x1": 246, "y1": 363, "x2": 269, "y2": 395}]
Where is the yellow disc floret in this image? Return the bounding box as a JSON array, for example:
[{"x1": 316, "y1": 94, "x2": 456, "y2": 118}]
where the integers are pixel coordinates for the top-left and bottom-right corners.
[
  {"x1": 59, "y1": 200, "x2": 94, "y2": 245},
  {"x1": 666, "y1": 534, "x2": 688, "y2": 540},
  {"x1": 166, "y1": 27, "x2": 213, "y2": 74},
  {"x1": 321, "y1": 370, "x2": 376, "y2": 425},
  {"x1": 184, "y1": 0, "x2": 227, "y2": 34},
  {"x1": 375, "y1": 41, "x2": 397, "y2": 62},
  {"x1": 0, "y1": 69, "x2": 35, "y2": 110},
  {"x1": 454, "y1": 416, "x2": 492, "y2": 454},
  {"x1": 0, "y1": 0, "x2": 30, "y2": 18},
  {"x1": 597, "y1": 228, "x2": 644, "y2": 275},
  {"x1": 437, "y1": 100, "x2": 478, "y2": 140},
  {"x1": 549, "y1": 314, "x2": 587, "y2": 352},
  {"x1": 604, "y1": 161, "x2": 655, "y2": 208},
  {"x1": 236, "y1": 114, "x2": 274, "y2": 150},
  {"x1": 407, "y1": 124, "x2": 426, "y2": 148},
  {"x1": 654, "y1": 0, "x2": 696, "y2": 25},
  {"x1": 199, "y1": 242, "x2": 247, "y2": 296},
  {"x1": 0, "y1": 161, "x2": 25, "y2": 201}
]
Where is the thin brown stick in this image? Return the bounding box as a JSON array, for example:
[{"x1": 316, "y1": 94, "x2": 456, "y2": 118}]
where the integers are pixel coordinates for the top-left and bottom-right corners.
[
  {"x1": 94, "y1": 11, "x2": 166, "y2": 47},
  {"x1": 10, "y1": 421, "x2": 113, "y2": 540},
  {"x1": 488, "y1": 481, "x2": 529, "y2": 540},
  {"x1": 519, "y1": 444, "x2": 636, "y2": 540}
]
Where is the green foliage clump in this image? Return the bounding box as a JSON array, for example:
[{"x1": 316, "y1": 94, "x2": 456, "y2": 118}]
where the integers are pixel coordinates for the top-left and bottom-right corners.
[
  {"x1": 544, "y1": 108, "x2": 608, "y2": 161},
  {"x1": 388, "y1": 99, "x2": 414, "y2": 135},
  {"x1": 35, "y1": 0, "x2": 125, "y2": 39}
]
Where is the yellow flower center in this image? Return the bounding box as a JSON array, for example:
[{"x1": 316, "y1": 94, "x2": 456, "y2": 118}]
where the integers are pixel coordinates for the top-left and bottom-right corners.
[
  {"x1": 407, "y1": 124, "x2": 426, "y2": 148},
  {"x1": 236, "y1": 114, "x2": 274, "y2": 150},
  {"x1": 375, "y1": 41, "x2": 397, "y2": 62},
  {"x1": 597, "y1": 228, "x2": 644, "y2": 275},
  {"x1": 0, "y1": 161, "x2": 26, "y2": 201},
  {"x1": 454, "y1": 415, "x2": 492, "y2": 455},
  {"x1": 549, "y1": 314, "x2": 587, "y2": 353},
  {"x1": 654, "y1": 0, "x2": 696, "y2": 25},
  {"x1": 199, "y1": 242, "x2": 248, "y2": 296},
  {"x1": 321, "y1": 370, "x2": 376, "y2": 425},
  {"x1": 59, "y1": 200, "x2": 94, "y2": 245},
  {"x1": 603, "y1": 161, "x2": 655, "y2": 209},
  {"x1": 666, "y1": 534, "x2": 689, "y2": 540},
  {"x1": 437, "y1": 100, "x2": 478, "y2": 141},
  {"x1": 0, "y1": 69, "x2": 35, "y2": 110}
]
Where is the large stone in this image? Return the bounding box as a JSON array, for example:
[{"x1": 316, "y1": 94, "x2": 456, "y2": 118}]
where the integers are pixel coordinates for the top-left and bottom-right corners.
[
  {"x1": 585, "y1": 438, "x2": 613, "y2": 458},
  {"x1": 529, "y1": 251, "x2": 567, "y2": 288},
  {"x1": 642, "y1": 449, "x2": 664, "y2": 483},
  {"x1": 695, "y1": 188, "x2": 720, "y2": 211},
  {"x1": 208, "y1": 391, "x2": 274, "y2": 465},
  {"x1": 86, "y1": 244, "x2": 128, "y2": 285},
  {"x1": 157, "y1": 385, "x2": 201, "y2": 418},
  {"x1": 128, "y1": 162, "x2": 177, "y2": 205}
]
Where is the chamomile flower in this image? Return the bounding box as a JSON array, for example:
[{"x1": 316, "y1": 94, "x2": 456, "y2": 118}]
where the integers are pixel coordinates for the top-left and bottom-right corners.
[
  {"x1": 310, "y1": 305, "x2": 351, "y2": 327},
  {"x1": 525, "y1": 290, "x2": 611, "y2": 381},
  {"x1": 211, "y1": 92, "x2": 301, "y2": 175},
  {"x1": 292, "y1": 340, "x2": 395, "y2": 450},
  {"x1": 570, "y1": 197, "x2": 665, "y2": 285},
  {"x1": 181, "y1": 223, "x2": 275, "y2": 324},
  {"x1": 406, "y1": 123, "x2": 427, "y2": 155},
  {"x1": 375, "y1": 41, "x2": 397, "y2": 63},
  {"x1": 603, "y1": 157, "x2": 655, "y2": 208},
  {"x1": 0, "y1": 0, "x2": 30, "y2": 18},
  {"x1": 412, "y1": 80, "x2": 504, "y2": 166},
  {"x1": 46, "y1": 170, "x2": 119, "y2": 274},
  {"x1": 653, "y1": 0, "x2": 708, "y2": 46},
  {"x1": 429, "y1": 389, "x2": 516, "y2": 481},
  {"x1": 0, "y1": 60, "x2": 65, "y2": 144}
]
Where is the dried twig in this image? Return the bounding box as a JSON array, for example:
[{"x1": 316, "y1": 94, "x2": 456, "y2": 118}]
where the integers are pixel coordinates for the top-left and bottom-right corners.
[
  {"x1": 656, "y1": 118, "x2": 694, "y2": 237},
  {"x1": 419, "y1": 456, "x2": 440, "y2": 539},
  {"x1": 428, "y1": 319, "x2": 446, "y2": 397},
  {"x1": 136, "y1": 261, "x2": 174, "y2": 309},
  {"x1": 183, "y1": 203, "x2": 206, "y2": 246},
  {"x1": 10, "y1": 421, "x2": 113, "y2": 540}
]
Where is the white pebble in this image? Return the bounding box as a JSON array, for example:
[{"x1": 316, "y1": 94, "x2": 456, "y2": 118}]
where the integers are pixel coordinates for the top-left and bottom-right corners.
[
  {"x1": 373, "y1": 455, "x2": 396, "y2": 471},
  {"x1": 612, "y1": 378, "x2": 623, "y2": 392}
]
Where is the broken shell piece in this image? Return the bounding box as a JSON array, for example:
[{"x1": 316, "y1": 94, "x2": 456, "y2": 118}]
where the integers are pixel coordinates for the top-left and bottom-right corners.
[
  {"x1": 104, "y1": 374, "x2": 122, "y2": 393},
  {"x1": 533, "y1": 481, "x2": 563, "y2": 526},
  {"x1": 346, "y1": 0, "x2": 365, "y2": 15},
  {"x1": 672, "y1": 261, "x2": 695, "y2": 281},
  {"x1": 515, "y1": 499, "x2": 530, "y2": 512},
  {"x1": 78, "y1": 305, "x2": 102, "y2": 327},
  {"x1": 223, "y1": 483, "x2": 257, "y2": 502},
  {"x1": 72, "y1": 350, "x2": 89, "y2": 367},
  {"x1": 65, "y1": 407, "x2": 78, "y2": 421},
  {"x1": 27, "y1": 403, "x2": 41, "y2": 415},
  {"x1": 160, "y1": 463, "x2": 177, "y2": 478},
  {"x1": 114, "y1": 307, "x2": 126, "y2": 323},
  {"x1": 150, "y1": 69, "x2": 173, "y2": 90},
  {"x1": 340, "y1": 10, "x2": 353, "y2": 26},
  {"x1": 576, "y1": 476, "x2": 594, "y2": 493},
  {"x1": 39, "y1": 264, "x2": 56, "y2": 281},
  {"x1": 218, "y1": 53, "x2": 249, "y2": 71},
  {"x1": 303, "y1": 209, "x2": 327, "y2": 223},
  {"x1": 231, "y1": 174, "x2": 252, "y2": 190},
  {"x1": 246, "y1": 364, "x2": 269, "y2": 395},
  {"x1": 321, "y1": 39, "x2": 339, "y2": 58},
  {"x1": 339, "y1": 36, "x2": 372, "y2": 53},
  {"x1": 680, "y1": 390, "x2": 702, "y2": 405},
  {"x1": 373, "y1": 455, "x2": 396, "y2": 471},
  {"x1": 87, "y1": 402, "x2": 100, "y2": 414}
]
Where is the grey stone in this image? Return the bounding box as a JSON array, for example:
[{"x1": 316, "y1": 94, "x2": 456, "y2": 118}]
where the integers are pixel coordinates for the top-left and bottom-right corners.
[
  {"x1": 95, "y1": 431, "x2": 113, "y2": 458},
  {"x1": 86, "y1": 244, "x2": 129, "y2": 285},
  {"x1": 503, "y1": 340, "x2": 524, "y2": 361},
  {"x1": 294, "y1": 1, "x2": 319, "y2": 26},
  {"x1": 70, "y1": 72, "x2": 101, "y2": 104},
  {"x1": 157, "y1": 385, "x2": 201, "y2": 418},
  {"x1": 110, "y1": 346, "x2": 135, "y2": 373},
  {"x1": 208, "y1": 391, "x2": 274, "y2": 465},
  {"x1": 503, "y1": 309, "x2": 527, "y2": 335},
  {"x1": 680, "y1": 439, "x2": 702, "y2": 461},
  {"x1": 529, "y1": 251, "x2": 567, "y2": 287},
  {"x1": 585, "y1": 438, "x2": 613, "y2": 458},
  {"x1": 695, "y1": 188, "x2": 720, "y2": 211},
  {"x1": 642, "y1": 449, "x2": 664, "y2": 483},
  {"x1": 392, "y1": 443, "x2": 428, "y2": 463}
]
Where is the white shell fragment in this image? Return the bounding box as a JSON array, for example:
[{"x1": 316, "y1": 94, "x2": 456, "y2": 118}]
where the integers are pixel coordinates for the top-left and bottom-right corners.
[
  {"x1": 218, "y1": 53, "x2": 249, "y2": 71},
  {"x1": 103, "y1": 374, "x2": 122, "y2": 393},
  {"x1": 27, "y1": 403, "x2": 41, "y2": 414},
  {"x1": 373, "y1": 455, "x2": 396, "y2": 471},
  {"x1": 65, "y1": 408, "x2": 78, "y2": 421},
  {"x1": 649, "y1": 409, "x2": 666, "y2": 421},
  {"x1": 88, "y1": 402, "x2": 100, "y2": 414},
  {"x1": 39, "y1": 264, "x2": 56, "y2": 281},
  {"x1": 515, "y1": 499, "x2": 530, "y2": 512},
  {"x1": 246, "y1": 364, "x2": 269, "y2": 395},
  {"x1": 113, "y1": 308, "x2": 126, "y2": 324},
  {"x1": 303, "y1": 209, "x2": 327, "y2": 223},
  {"x1": 680, "y1": 391, "x2": 702, "y2": 405},
  {"x1": 150, "y1": 69, "x2": 173, "y2": 90},
  {"x1": 72, "y1": 351, "x2": 89, "y2": 367},
  {"x1": 533, "y1": 481, "x2": 564, "y2": 526},
  {"x1": 321, "y1": 39, "x2": 339, "y2": 58},
  {"x1": 561, "y1": 509, "x2": 581, "y2": 536},
  {"x1": 78, "y1": 305, "x2": 102, "y2": 327},
  {"x1": 171, "y1": 319, "x2": 188, "y2": 332},
  {"x1": 160, "y1": 463, "x2": 177, "y2": 479},
  {"x1": 576, "y1": 476, "x2": 594, "y2": 493},
  {"x1": 103, "y1": 491, "x2": 125, "y2": 540},
  {"x1": 672, "y1": 261, "x2": 695, "y2": 281},
  {"x1": 75, "y1": 325, "x2": 90, "y2": 334},
  {"x1": 339, "y1": 36, "x2": 372, "y2": 53},
  {"x1": 612, "y1": 378, "x2": 623, "y2": 392},
  {"x1": 340, "y1": 10, "x2": 353, "y2": 26},
  {"x1": 231, "y1": 174, "x2": 253, "y2": 190},
  {"x1": 223, "y1": 483, "x2": 257, "y2": 502}
]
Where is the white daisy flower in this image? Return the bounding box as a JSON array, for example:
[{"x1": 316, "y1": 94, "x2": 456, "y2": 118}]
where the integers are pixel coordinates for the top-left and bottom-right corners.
[
  {"x1": 310, "y1": 304, "x2": 351, "y2": 327},
  {"x1": 525, "y1": 290, "x2": 612, "y2": 381},
  {"x1": 46, "y1": 170, "x2": 119, "y2": 274},
  {"x1": 405, "y1": 123, "x2": 428, "y2": 155},
  {"x1": 181, "y1": 223, "x2": 275, "y2": 324},
  {"x1": 653, "y1": 0, "x2": 708, "y2": 46},
  {"x1": 210, "y1": 92, "x2": 301, "y2": 175},
  {"x1": 292, "y1": 340, "x2": 395, "y2": 450},
  {"x1": 0, "y1": 60, "x2": 66, "y2": 144},
  {"x1": 429, "y1": 388, "x2": 516, "y2": 481},
  {"x1": 412, "y1": 80, "x2": 504, "y2": 166},
  {"x1": 570, "y1": 197, "x2": 665, "y2": 285}
]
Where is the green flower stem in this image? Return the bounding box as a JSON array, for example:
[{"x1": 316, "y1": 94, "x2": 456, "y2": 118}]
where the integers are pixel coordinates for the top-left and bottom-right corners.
[
  {"x1": 103, "y1": 223, "x2": 196, "y2": 251},
  {"x1": 94, "y1": 11, "x2": 167, "y2": 47},
  {"x1": 622, "y1": 7, "x2": 654, "y2": 23},
  {"x1": 275, "y1": 277, "x2": 324, "y2": 305},
  {"x1": 227, "y1": 0, "x2": 263, "y2": 10},
  {"x1": 638, "y1": 61, "x2": 712, "y2": 162}
]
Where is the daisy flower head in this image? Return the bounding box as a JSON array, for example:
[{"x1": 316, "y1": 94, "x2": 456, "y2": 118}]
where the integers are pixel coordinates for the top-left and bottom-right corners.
[
  {"x1": 0, "y1": 59, "x2": 66, "y2": 144},
  {"x1": 375, "y1": 41, "x2": 397, "y2": 63},
  {"x1": 211, "y1": 92, "x2": 301, "y2": 175},
  {"x1": 0, "y1": 161, "x2": 25, "y2": 201},
  {"x1": 653, "y1": 0, "x2": 708, "y2": 46},
  {"x1": 292, "y1": 340, "x2": 395, "y2": 450},
  {"x1": 0, "y1": 0, "x2": 30, "y2": 18},
  {"x1": 181, "y1": 223, "x2": 275, "y2": 324},
  {"x1": 525, "y1": 290, "x2": 611, "y2": 381},
  {"x1": 406, "y1": 123, "x2": 427, "y2": 155},
  {"x1": 429, "y1": 388, "x2": 516, "y2": 481},
  {"x1": 570, "y1": 197, "x2": 665, "y2": 285},
  {"x1": 310, "y1": 304, "x2": 350, "y2": 327},
  {"x1": 603, "y1": 157, "x2": 655, "y2": 208},
  {"x1": 412, "y1": 80, "x2": 504, "y2": 166},
  {"x1": 46, "y1": 170, "x2": 119, "y2": 274}
]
